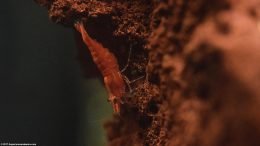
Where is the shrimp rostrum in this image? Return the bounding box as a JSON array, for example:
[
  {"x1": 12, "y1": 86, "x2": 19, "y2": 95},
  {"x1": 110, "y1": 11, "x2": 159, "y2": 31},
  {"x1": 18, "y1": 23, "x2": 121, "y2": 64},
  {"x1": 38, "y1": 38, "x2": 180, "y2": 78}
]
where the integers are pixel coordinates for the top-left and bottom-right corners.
[{"x1": 74, "y1": 21, "x2": 125, "y2": 113}]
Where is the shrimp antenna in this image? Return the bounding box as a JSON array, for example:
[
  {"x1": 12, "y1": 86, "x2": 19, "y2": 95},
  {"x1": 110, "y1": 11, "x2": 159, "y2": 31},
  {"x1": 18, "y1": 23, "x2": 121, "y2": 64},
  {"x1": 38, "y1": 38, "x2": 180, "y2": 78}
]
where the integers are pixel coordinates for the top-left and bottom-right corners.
[
  {"x1": 123, "y1": 75, "x2": 145, "y2": 94},
  {"x1": 130, "y1": 76, "x2": 145, "y2": 84},
  {"x1": 120, "y1": 44, "x2": 132, "y2": 73},
  {"x1": 121, "y1": 43, "x2": 144, "y2": 93},
  {"x1": 122, "y1": 75, "x2": 132, "y2": 93}
]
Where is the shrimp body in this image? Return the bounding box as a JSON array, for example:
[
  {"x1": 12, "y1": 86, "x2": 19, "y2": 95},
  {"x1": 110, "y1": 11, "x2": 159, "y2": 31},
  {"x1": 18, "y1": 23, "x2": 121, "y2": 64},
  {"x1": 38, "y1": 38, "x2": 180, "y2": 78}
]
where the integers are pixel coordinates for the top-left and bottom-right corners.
[{"x1": 74, "y1": 22, "x2": 125, "y2": 113}]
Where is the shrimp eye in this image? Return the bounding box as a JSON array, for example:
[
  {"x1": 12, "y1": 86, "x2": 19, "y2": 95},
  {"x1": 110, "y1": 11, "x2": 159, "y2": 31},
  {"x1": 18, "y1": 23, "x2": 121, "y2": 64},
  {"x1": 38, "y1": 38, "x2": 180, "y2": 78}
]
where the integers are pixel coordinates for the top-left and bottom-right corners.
[{"x1": 113, "y1": 98, "x2": 118, "y2": 103}]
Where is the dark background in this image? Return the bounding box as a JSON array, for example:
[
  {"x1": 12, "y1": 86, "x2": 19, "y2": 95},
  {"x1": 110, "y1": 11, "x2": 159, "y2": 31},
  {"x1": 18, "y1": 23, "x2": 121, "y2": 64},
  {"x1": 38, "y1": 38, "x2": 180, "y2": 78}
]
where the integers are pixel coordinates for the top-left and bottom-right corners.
[{"x1": 0, "y1": 0, "x2": 112, "y2": 146}]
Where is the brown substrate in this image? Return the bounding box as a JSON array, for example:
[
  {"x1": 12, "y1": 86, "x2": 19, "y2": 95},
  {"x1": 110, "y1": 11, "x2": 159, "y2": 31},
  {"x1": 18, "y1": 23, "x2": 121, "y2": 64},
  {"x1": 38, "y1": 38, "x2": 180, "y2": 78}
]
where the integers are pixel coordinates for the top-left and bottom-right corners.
[{"x1": 35, "y1": 0, "x2": 260, "y2": 146}]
